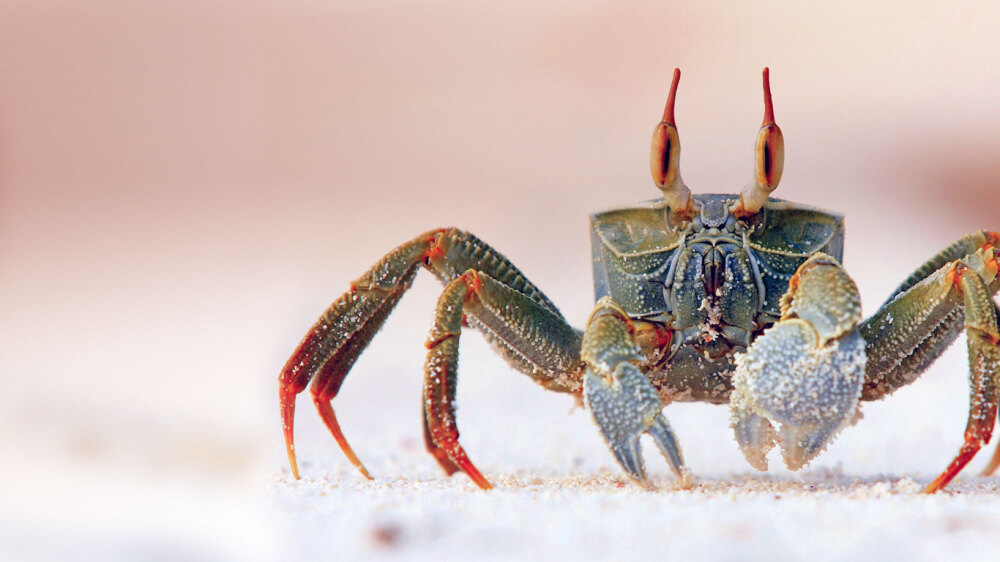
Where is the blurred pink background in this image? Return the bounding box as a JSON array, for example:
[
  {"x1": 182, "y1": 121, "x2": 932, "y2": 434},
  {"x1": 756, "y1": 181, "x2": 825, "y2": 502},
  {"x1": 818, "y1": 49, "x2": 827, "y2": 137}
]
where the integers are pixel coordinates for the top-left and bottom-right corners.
[{"x1": 2, "y1": 0, "x2": 1000, "y2": 558}]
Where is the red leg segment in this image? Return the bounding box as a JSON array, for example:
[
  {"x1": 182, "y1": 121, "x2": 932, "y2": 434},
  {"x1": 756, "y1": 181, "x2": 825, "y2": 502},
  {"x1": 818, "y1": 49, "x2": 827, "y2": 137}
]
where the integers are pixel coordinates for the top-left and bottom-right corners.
[
  {"x1": 923, "y1": 264, "x2": 1000, "y2": 493},
  {"x1": 278, "y1": 231, "x2": 432, "y2": 479},
  {"x1": 279, "y1": 228, "x2": 582, "y2": 484}
]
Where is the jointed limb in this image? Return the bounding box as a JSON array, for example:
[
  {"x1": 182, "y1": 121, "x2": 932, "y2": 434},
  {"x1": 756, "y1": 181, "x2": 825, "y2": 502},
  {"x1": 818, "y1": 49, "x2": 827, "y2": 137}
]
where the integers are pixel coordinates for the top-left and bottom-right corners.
[
  {"x1": 730, "y1": 234, "x2": 1000, "y2": 492},
  {"x1": 279, "y1": 228, "x2": 583, "y2": 484},
  {"x1": 881, "y1": 231, "x2": 998, "y2": 305},
  {"x1": 423, "y1": 270, "x2": 584, "y2": 489},
  {"x1": 860, "y1": 231, "x2": 1000, "y2": 399},
  {"x1": 280, "y1": 234, "x2": 429, "y2": 479},
  {"x1": 730, "y1": 253, "x2": 867, "y2": 471},
  {"x1": 582, "y1": 297, "x2": 688, "y2": 487},
  {"x1": 858, "y1": 231, "x2": 1000, "y2": 492}
]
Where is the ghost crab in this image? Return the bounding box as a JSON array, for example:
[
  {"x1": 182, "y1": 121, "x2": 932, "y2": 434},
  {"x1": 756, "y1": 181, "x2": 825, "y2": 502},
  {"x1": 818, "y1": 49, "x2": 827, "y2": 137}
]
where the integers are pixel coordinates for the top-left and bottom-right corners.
[{"x1": 279, "y1": 68, "x2": 1000, "y2": 493}]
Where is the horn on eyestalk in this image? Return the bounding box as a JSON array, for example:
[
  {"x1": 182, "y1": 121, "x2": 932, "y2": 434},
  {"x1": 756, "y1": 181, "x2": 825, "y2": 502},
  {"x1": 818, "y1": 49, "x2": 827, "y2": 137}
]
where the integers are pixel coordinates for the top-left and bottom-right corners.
[
  {"x1": 651, "y1": 68, "x2": 693, "y2": 214},
  {"x1": 732, "y1": 67, "x2": 785, "y2": 216}
]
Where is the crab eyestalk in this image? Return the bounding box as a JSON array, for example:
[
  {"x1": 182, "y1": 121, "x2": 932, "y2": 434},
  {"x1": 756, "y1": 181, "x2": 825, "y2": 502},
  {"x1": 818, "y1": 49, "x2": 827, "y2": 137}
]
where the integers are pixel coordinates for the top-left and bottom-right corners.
[
  {"x1": 732, "y1": 67, "x2": 785, "y2": 216},
  {"x1": 651, "y1": 68, "x2": 693, "y2": 215}
]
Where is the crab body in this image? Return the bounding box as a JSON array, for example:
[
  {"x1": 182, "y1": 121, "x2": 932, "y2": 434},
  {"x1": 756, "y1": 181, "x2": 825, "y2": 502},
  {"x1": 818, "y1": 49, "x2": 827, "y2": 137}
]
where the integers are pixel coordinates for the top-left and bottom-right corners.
[
  {"x1": 279, "y1": 68, "x2": 1000, "y2": 493},
  {"x1": 591, "y1": 194, "x2": 844, "y2": 404}
]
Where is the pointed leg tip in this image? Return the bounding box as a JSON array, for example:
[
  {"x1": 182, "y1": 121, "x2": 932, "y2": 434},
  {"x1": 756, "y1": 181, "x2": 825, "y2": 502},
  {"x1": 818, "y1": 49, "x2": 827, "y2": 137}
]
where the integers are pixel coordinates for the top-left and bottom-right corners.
[
  {"x1": 620, "y1": 464, "x2": 647, "y2": 487},
  {"x1": 436, "y1": 442, "x2": 493, "y2": 490},
  {"x1": 922, "y1": 480, "x2": 945, "y2": 494},
  {"x1": 285, "y1": 450, "x2": 301, "y2": 480},
  {"x1": 281, "y1": 386, "x2": 303, "y2": 480},
  {"x1": 344, "y1": 443, "x2": 374, "y2": 479},
  {"x1": 284, "y1": 442, "x2": 301, "y2": 480},
  {"x1": 463, "y1": 464, "x2": 494, "y2": 490},
  {"x1": 924, "y1": 442, "x2": 982, "y2": 493},
  {"x1": 619, "y1": 462, "x2": 648, "y2": 488},
  {"x1": 314, "y1": 397, "x2": 376, "y2": 481},
  {"x1": 462, "y1": 466, "x2": 493, "y2": 490},
  {"x1": 923, "y1": 466, "x2": 960, "y2": 494},
  {"x1": 674, "y1": 468, "x2": 694, "y2": 490}
]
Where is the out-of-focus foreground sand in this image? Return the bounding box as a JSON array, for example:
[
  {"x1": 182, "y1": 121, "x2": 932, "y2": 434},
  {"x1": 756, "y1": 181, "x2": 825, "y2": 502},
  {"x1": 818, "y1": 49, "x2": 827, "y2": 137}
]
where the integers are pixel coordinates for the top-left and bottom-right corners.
[
  {"x1": 3, "y1": 1, "x2": 1000, "y2": 560},
  {"x1": 271, "y1": 472, "x2": 1000, "y2": 561}
]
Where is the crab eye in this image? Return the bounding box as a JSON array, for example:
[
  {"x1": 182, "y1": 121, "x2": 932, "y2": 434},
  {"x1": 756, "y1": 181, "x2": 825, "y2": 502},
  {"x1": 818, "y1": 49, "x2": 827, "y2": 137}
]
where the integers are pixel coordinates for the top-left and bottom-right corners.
[
  {"x1": 755, "y1": 70, "x2": 784, "y2": 190},
  {"x1": 733, "y1": 67, "x2": 785, "y2": 216},
  {"x1": 650, "y1": 68, "x2": 692, "y2": 213},
  {"x1": 650, "y1": 121, "x2": 680, "y2": 189},
  {"x1": 755, "y1": 124, "x2": 784, "y2": 190}
]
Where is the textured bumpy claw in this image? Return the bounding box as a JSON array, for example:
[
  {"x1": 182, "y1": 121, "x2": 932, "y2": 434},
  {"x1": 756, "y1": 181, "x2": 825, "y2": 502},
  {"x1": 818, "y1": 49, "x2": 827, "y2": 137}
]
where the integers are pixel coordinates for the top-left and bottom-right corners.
[
  {"x1": 730, "y1": 253, "x2": 867, "y2": 471},
  {"x1": 584, "y1": 365, "x2": 687, "y2": 486},
  {"x1": 582, "y1": 298, "x2": 689, "y2": 487}
]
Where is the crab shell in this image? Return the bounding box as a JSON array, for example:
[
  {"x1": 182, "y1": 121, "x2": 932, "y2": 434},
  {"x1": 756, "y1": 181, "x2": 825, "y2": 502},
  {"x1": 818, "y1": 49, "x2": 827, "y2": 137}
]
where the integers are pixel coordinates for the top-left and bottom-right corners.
[{"x1": 590, "y1": 193, "x2": 844, "y2": 403}]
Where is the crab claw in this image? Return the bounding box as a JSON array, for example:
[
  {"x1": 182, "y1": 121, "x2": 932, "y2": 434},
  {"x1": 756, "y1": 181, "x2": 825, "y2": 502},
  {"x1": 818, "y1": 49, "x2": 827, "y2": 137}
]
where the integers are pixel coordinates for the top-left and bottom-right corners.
[
  {"x1": 730, "y1": 253, "x2": 867, "y2": 470},
  {"x1": 584, "y1": 363, "x2": 688, "y2": 486}
]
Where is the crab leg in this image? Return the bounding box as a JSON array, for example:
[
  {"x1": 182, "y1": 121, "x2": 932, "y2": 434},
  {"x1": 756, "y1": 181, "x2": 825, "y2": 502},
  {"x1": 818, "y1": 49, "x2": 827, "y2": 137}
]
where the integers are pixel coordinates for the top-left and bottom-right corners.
[
  {"x1": 581, "y1": 297, "x2": 688, "y2": 487},
  {"x1": 279, "y1": 228, "x2": 580, "y2": 481},
  {"x1": 730, "y1": 253, "x2": 867, "y2": 471},
  {"x1": 858, "y1": 231, "x2": 1000, "y2": 492},
  {"x1": 423, "y1": 270, "x2": 584, "y2": 489},
  {"x1": 279, "y1": 233, "x2": 430, "y2": 479},
  {"x1": 860, "y1": 232, "x2": 1000, "y2": 399}
]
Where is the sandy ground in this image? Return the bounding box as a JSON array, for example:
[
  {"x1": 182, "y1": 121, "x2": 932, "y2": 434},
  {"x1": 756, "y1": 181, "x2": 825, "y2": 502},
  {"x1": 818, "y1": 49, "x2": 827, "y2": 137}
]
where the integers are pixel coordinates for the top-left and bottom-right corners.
[
  {"x1": 269, "y1": 472, "x2": 1000, "y2": 562},
  {"x1": 10, "y1": 322, "x2": 1000, "y2": 561},
  {"x1": 260, "y1": 333, "x2": 1000, "y2": 562}
]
